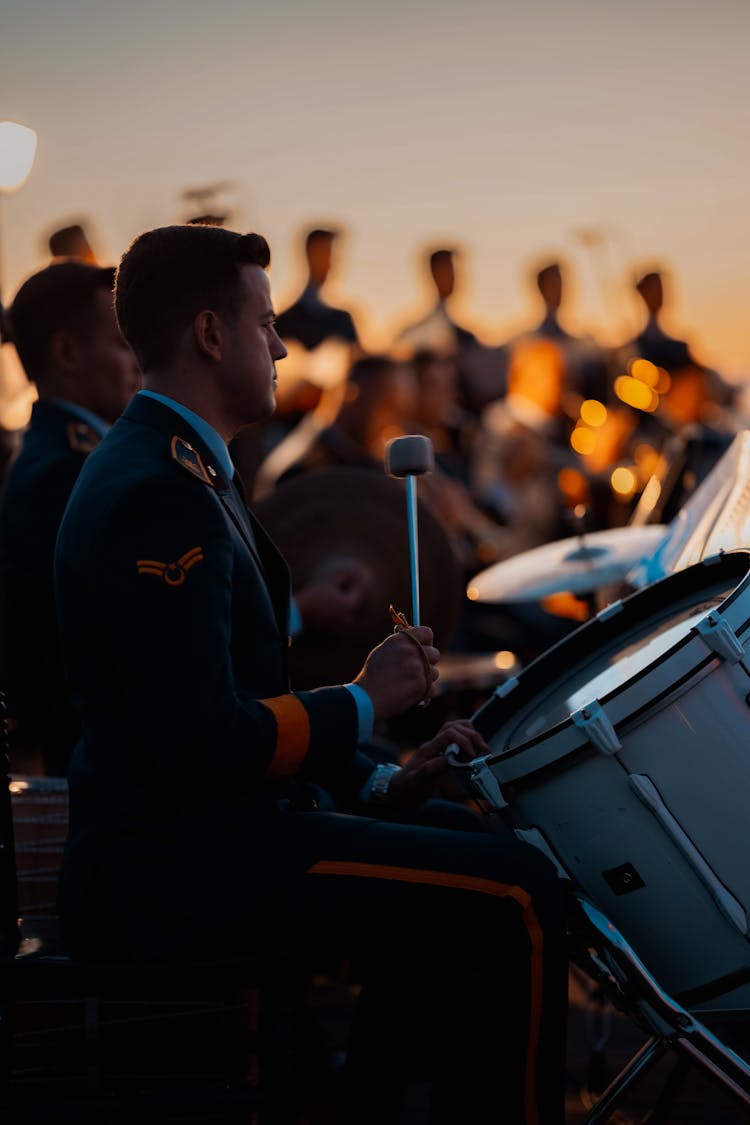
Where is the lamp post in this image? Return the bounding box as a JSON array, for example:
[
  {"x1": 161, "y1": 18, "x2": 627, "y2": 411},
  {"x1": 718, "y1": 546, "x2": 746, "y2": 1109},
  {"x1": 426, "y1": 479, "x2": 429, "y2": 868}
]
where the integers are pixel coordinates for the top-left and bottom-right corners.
[{"x1": 0, "y1": 121, "x2": 38, "y2": 335}]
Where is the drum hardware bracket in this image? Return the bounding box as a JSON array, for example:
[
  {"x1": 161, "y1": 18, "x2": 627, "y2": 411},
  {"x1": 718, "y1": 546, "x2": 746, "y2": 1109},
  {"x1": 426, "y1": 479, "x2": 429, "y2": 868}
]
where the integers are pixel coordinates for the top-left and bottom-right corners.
[
  {"x1": 695, "y1": 613, "x2": 745, "y2": 664},
  {"x1": 492, "y1": 675, "x2": 519, "y2": 700},
  {"x1": 467, "y1": 758, "x2": 508, "y2": 810},
  {"x1": 596, "y1": 599, "x2": 624, "y2": 623},
  {"x1": 571, "y1": 701, "x2": 622, "y2": 756},
  {"x1": 628, "y1": 773, "x2": 748, "y2": 936}
]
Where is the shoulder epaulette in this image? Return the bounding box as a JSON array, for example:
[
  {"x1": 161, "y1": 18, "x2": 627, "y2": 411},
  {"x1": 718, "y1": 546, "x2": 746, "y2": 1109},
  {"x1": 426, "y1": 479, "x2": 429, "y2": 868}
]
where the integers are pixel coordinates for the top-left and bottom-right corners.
[
  {"x1": 170, "y1": 435, "x2": 216, "y2": 487},
  {"x1": 66, "y1": 422, "x2": 100, "y2": 454}
]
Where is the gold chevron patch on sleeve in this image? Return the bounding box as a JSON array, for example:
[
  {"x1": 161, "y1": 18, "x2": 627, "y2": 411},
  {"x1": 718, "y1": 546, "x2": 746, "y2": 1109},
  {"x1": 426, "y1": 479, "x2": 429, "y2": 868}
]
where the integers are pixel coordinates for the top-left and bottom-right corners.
[{"x1": 136, "y1": 547, "x2": 204, "y2": 586}]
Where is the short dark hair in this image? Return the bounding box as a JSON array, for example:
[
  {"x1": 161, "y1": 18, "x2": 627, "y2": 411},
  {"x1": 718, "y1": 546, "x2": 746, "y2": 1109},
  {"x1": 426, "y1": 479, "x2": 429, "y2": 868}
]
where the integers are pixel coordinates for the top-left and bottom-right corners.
[
  {"x1": 48, "y1": 223, "x2": 91, "y2": 258},
  {"x1": 536, "y1": 261, "x2": 561, "y2": 289},
  {"x1": 304, "y1": 227, "x2": 338, "y2": 253},
  {"x1": 348, "y1": 354, "x2": 396, "y2": 387},
  {"x1": 8, "y1": 262, "x2": 115, "y2": 383},
  {"x1": 429, "y1": 248, "x2": 455, "y2": 271},
  {"x1": 635, "y1": 270, "x2": 662, "y2": 293},
  {"x1": 114, "y1": 225, "x2": 270, "y2": 371}
]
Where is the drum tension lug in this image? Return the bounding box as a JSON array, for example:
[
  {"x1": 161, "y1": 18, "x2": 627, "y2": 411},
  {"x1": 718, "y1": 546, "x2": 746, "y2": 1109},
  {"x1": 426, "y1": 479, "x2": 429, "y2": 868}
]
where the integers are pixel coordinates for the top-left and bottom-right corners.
[
  {"x1": 695, "y1": 613, "x2": 745, "y2": 664},
  {"x1": 572, "y1": 701, "x2": 622, "y2": 756},
  {"x1": 469, "y1": 759, "x2": 508, "y2": 810}
]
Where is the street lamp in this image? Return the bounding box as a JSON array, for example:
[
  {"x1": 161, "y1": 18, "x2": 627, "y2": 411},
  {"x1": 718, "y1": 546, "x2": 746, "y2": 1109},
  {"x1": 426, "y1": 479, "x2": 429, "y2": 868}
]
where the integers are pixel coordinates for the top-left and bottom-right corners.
[{"x1": 0, "y1": 121, "x2": 38, "y2": 330}]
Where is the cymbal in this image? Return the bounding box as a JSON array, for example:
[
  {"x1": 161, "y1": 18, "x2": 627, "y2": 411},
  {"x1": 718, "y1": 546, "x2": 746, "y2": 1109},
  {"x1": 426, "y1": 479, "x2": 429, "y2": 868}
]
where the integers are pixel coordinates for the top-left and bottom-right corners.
[
  {"x1": 466, "y1": 524, "x2": 668, "y2": 604},
  {"x1": 254, "y1": 468, "x2": 463, "y2": 689}
]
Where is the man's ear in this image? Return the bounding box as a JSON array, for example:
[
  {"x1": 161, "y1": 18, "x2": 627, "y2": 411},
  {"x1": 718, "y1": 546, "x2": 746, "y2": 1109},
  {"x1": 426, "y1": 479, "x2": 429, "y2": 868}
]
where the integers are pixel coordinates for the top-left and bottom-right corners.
[
  {"x1": 48, "y1": 330, "x2": 80, "y2": 377},
  {"x1": 194, "y1": 310, "x2": 223, "y2": 361}
]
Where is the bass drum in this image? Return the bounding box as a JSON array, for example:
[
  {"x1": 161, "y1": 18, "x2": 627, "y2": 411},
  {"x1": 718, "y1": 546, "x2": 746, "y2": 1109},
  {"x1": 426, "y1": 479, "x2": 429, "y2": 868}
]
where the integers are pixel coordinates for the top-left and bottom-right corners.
[{"x1": 452, "y1": 550, "x2": 750, "y2": 1015}]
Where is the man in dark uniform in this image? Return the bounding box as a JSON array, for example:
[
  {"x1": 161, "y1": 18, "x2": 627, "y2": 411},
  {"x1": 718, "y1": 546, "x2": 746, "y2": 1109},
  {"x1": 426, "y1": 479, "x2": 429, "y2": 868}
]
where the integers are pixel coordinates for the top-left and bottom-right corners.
[
  {"x1": 395, "y1": 246, "x2": 479, "y2": 356},
  {"x1": 522, "y1": 259, "x2": 609, "y2": 404},
  {"x1": 55, "y1": 224, "x2": 568, "y2": 1123},
  {"x1": 234, "y1": 226, "x2": 362, "y2": 492},
  {"x1": 0, "y1": 262, "x2": 141, "y2": 775},
  {"x1": 275, "y1": 226, "x2": 360, "y2": 352}
]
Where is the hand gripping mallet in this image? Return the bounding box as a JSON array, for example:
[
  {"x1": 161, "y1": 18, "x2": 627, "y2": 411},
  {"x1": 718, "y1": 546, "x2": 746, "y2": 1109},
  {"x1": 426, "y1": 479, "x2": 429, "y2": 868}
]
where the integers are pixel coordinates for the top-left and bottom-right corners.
[{"x1": 384, "y1": 434, "x2": 435, "y2": 627}]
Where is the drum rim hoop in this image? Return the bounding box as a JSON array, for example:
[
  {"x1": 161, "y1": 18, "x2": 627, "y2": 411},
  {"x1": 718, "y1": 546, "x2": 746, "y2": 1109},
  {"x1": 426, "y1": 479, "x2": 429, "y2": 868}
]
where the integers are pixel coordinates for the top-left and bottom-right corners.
[{"x1": 474, "y1": 551, "x2": 750, "y2": 765}]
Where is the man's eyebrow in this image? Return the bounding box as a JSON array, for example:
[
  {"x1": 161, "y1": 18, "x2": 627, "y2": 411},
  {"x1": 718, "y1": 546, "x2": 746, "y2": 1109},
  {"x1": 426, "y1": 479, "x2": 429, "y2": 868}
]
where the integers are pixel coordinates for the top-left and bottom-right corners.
[{"x1": 260, "y1": 308, "x2": 276, "y2": 320}]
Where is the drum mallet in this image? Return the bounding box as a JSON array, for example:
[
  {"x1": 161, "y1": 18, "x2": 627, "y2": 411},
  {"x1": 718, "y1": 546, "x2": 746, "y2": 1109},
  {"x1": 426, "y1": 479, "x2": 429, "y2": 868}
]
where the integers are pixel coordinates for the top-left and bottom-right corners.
[{"x1": 384, "y1": 434, "x2": 435, "y2": 626}]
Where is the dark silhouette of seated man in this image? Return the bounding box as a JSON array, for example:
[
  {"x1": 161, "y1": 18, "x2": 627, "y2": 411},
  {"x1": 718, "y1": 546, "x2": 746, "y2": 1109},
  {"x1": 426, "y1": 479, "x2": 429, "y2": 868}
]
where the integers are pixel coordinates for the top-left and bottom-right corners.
[
  {"x1": 245, "y1": 226, "x2": 362, "y2": 478},
  {"x1": 617, "y1": 269, "x2": 738, "y2": 520},
  {"x1": 275, "y1": 226, "x2": 361, "y2": 352},
  {"x1": 395, "y1": 246, "x2": 478, "y2": 357},
  {"x1": 522, "y1": 259, "x2": 609, "y2": 404},
  {"x1": 629, "y1": 270, "x2": 693, "y2": 374},
  {"x1": 394, "y1": 245, "x2": 501, "y2": 417},
  {"x1": 0, "y1": 262, "x2": 140, "y2": 775},
  {"x1": 624, "y1": 268, "x2": 733, "y2": 405}
]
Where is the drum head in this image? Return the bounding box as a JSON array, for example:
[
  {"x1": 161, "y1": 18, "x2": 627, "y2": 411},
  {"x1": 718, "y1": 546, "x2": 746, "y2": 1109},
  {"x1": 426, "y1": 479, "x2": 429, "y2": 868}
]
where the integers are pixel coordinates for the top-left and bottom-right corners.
[{"x1": 475, "y1": 550, "x2": 750, "y2": 757}]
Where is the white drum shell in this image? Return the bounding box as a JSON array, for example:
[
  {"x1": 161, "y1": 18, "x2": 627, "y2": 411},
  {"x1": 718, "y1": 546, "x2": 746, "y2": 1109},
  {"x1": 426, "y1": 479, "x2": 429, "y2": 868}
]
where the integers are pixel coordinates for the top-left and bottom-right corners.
[{"x1": 472, "y1": 552, "x2": 750, "y2": 1013}]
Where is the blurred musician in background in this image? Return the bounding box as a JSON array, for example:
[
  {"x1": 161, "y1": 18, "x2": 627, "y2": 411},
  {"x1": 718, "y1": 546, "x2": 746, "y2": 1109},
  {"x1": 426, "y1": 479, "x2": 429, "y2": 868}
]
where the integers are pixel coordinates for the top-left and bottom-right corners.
[
  {"x1": 393, "y1": 244, "x2": 501, "y2": 417},
  {"x1": 47, "y1": 220, "x2": 99, "y2": 266},
  {"x1": 394, "y1": 245, "x2": 479, "y2": 357},
  {"x1": 234, "y1": 225, "x2": 363, "y2": 497},
  {"x1": 0, "y1": 261, "x2": 141, "y2": 775},
  {"x1": 507, "y1": 258, "x2": 610, "y2": 408},
  {"x1": 275, "y1": 353, "x2": 415, "y2": 482},
  {"x1": 603, "y1": 268, "x2": 740, "y2": 524}
]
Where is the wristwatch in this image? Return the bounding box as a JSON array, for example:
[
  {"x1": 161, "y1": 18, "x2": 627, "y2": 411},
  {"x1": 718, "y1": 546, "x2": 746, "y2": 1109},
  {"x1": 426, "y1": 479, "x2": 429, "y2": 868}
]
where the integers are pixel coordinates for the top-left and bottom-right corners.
[{"x1": 368, "y1": 763, "x2": 401, "y2": 806}]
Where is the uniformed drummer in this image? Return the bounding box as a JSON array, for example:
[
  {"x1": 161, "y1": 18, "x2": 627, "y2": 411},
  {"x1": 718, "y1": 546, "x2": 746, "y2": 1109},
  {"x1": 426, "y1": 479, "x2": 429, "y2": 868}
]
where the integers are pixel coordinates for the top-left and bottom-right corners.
[{"x1": 54, "y1": 223, "x2": 570, "y2": 1124}]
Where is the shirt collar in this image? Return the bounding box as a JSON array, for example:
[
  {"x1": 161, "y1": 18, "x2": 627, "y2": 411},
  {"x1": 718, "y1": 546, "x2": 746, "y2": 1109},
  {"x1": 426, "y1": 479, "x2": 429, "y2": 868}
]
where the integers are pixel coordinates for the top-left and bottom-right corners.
[
  {"x1": 47, "y1": 398, "x2": 110, "y2": 438},
  {"x1": 138, "y1": 390, "x2": 235, "y2": 480}
]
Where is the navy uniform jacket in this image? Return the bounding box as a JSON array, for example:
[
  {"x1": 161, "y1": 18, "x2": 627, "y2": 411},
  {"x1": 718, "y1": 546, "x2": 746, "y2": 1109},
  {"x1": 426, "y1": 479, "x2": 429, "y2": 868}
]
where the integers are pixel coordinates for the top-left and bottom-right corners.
[
  {"x1": 275, "y1": 290, "x2": 359, "y2": 351},
  {"x1": 0, "y1": 400, "x2": 101, "y2": 775},
  {"x1": 54, "y1": 394, "x2": 372, "y2": 960}
]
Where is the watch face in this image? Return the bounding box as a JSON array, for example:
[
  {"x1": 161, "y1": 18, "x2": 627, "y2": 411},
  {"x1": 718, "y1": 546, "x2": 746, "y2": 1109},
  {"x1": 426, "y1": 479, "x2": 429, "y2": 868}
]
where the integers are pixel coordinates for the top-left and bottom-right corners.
[{"x1": 370, "y1": 764, "x2": 399, "y2": 801}]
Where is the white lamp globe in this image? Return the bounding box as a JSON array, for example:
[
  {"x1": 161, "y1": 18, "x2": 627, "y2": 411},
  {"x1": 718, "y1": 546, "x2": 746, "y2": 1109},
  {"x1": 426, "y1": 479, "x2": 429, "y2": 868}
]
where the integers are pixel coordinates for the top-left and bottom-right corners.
[{"x1": 0, "y1": 121, "x2": 38, "y2": 193}]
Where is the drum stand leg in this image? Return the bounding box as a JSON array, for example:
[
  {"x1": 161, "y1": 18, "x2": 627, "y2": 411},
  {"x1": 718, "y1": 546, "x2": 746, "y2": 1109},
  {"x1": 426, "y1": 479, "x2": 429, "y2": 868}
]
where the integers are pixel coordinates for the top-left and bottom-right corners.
[
  {"x1": 570, "y1": 893, "x2": 750, "y2": 1124},
  {"x1": 580, "y1": 970, "x2": 614, "y2": 1096},
  {"x1": 584, "y1": 1036, "x2": 668, "y2": 1125},
  {"x1": 641, "y1": 1056, "x2": 691, "y2": 1125}
]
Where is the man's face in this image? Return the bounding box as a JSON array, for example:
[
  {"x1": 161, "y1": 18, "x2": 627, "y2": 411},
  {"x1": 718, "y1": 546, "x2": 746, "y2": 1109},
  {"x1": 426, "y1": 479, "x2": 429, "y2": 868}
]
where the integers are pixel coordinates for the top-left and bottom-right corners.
[
  {"x1": 431, "y1": 257, "x2": 455, "y2": 300},
  {"x1": 78, "y1": 288, "x2": 141, "y2": 423},
  {"x1": 307, "y1": 237, "x2": 333, "y2": 287},
  {"x1": 219, "y1": 264, "x2": 288, "y2": 426},
  {"x1": 539, "y1": 267, "x2": 562, "y2": 310}
]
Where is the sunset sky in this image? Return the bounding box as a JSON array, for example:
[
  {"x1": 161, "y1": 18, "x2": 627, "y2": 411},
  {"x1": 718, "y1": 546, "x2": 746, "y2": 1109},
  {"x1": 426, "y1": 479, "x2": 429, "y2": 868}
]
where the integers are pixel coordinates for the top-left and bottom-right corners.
[{"x1": 2, "y1": 0, "x2": 749, "y2": 381}]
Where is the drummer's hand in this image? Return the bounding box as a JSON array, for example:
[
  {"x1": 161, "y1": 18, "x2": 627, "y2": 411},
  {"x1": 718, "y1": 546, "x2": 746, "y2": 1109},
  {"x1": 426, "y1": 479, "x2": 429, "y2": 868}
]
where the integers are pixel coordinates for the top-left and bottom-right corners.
[
  {"x1": 295, "y1": 561, "x2": 372, "y2": 635},
  {"x1": 387, "y1": 719, "x2": 489, "y2": 812},
  {"x1": 354, "y1": 625, "x2": 440, "y2": 720}
]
